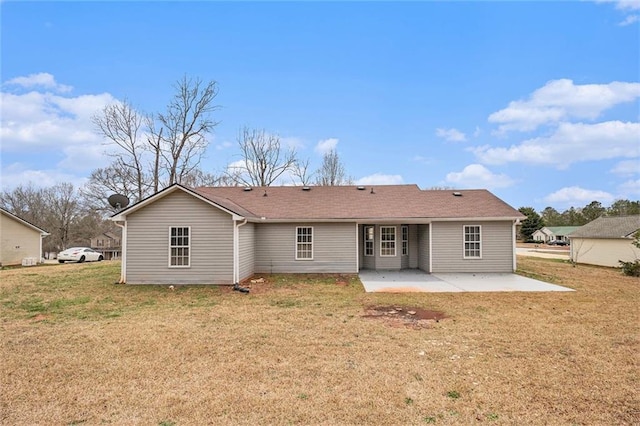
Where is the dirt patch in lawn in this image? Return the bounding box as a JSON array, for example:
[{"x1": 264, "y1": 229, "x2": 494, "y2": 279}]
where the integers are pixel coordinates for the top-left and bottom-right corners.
[{"x1": 363, "y1": 305, "x2": 447, "y2": 329}]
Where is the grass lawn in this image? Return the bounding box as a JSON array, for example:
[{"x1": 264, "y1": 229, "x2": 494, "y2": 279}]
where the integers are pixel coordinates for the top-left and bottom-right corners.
[{"x1": 1, "y1": 258, "x2": 638, "y2": 425}]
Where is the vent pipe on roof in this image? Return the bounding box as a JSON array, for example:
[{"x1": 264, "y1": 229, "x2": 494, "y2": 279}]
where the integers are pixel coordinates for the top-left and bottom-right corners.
[
  {"x1": 263, "y1": 190, "x2": 268, "y2": 197},
  {"x1": 370, "y1": 187, "x2": 375, "y2": 194}
]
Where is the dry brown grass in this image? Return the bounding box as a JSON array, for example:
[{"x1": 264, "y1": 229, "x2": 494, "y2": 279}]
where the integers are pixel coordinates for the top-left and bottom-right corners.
[{"x1": 1, "y1": 258, "x2": 638, "y2": 425}]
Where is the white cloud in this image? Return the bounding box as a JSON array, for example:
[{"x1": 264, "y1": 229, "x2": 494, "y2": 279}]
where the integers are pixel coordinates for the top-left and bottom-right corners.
[
  {"x1": 315, "y1": 138, "x2": 338, "y2": 155},
  {"x1": 473, "y1": 126, "x2": 481, "y2": 137},
  {"x1": 488, "y1": 79, "x2": 640, "y2": 133},
  {"x1": 618, "y1": 14, "x2": 639, "y2": 25},
  {"x1": 473, "y1": 121, "x2": 640, "y2": 167},
  {"x1": 610, "y1": 159, "x2": 640, "y2": 176},
  {"x1": 0, "y1": 163, "x2": 87, "y2": 190},
  {"x1": 1, "y1": 90, "x2": 114, "y2": 151},
  {"x1": 435, "y1": 127, "x2": 467, "y2": 142},
  {"x1": 445, "y1": 164, "x2": 515, "y2": 189},
  {"x1": 597, "y1": 0, "x2": 640, "y2": 11},
  {"x1": 618, "y1": 179, "x2": 640, "y2": 196},
  {"x1": 412, "y1": 155, "x2": 434, "y2": 165},
  {"x1": 215, "y1": 141, "x2": 234, "y2": 151},
  {"x1": 281, "y1": 136, "x2": 305, "y2": 150},
  {"x1": 356, "y1": 173, "x2": 404, "y2": 185},
  {"x1": 3, "y1": 72, "x2": 72, "y2": 93},
  {"x1": 543, "y1": 186, "x2": 615, "y2": 205}
]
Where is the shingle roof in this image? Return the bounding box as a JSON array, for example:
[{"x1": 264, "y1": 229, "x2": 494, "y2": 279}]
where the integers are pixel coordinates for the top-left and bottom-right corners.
[
  {"x1": 193, "y1": 185, "x2": 524, "y2": 221},
  {"x1": 546, "y1": 226, "x2": 581, "y2": 235},
  {"x1": 569, "y1": 215, "x2": 640, "y2": 239}
]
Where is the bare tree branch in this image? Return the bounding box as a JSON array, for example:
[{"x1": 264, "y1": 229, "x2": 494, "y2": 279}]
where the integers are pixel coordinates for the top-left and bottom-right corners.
[{"x1": 230, "y1": 127, "x2": 298, "y2": 186}]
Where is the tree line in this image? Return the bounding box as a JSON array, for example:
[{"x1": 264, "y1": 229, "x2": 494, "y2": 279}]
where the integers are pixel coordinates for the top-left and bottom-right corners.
[
  {"x1": 518, "y1": 200, "x2": 640, "y2": 241},
  {"x1": 1, "y1": 75, "x2": 352, "y2": 252}
]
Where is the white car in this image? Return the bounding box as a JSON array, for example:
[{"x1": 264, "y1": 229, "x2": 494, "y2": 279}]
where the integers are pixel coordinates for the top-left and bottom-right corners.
[{"x1": 57, "y1": 247, "x2": 104, "y2": 263}]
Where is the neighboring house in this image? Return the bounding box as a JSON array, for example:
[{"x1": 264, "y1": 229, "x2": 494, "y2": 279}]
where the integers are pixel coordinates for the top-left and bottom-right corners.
[
  {"x1": 90, "y1": 231, "x2": 121, "y2": 260},
  {"x1": 569, "y1": 215, "x2": 640, "y2": 268},
  {"x1": 111, "y1": 184, "x2": 525, "y2": 285},
  {"x1": 0, "y1": 208, "x2": 49, "y2": 266},
  {"x1": 532, "y1": 226, "x2": 581, "y2": 243}
]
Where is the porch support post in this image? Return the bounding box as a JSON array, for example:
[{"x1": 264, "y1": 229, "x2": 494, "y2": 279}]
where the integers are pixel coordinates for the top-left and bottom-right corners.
[
  {"x1": 428, "y1": 222, "x2": 433, "y2": 273},
  {"x1": 512, "y1": 219, "x2": 517, "y2": 272}
]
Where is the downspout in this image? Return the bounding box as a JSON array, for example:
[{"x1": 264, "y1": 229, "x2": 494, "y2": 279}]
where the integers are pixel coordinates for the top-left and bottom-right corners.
[
  {"x1": 512, "y1": 219, "x2": 517, "y2": 271},
  {"x1": 114, "y1": 220, "x2": 127, "y2": 284},
  {"x1": 233, "y1": 218, "x2": 248, "y2": 284}
]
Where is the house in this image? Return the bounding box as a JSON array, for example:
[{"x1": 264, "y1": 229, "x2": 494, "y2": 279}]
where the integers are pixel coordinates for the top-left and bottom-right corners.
[
  {"x1": 0, "y1": 208, "x2": 49, "y2": 266},
  {"x1": 532, "y1": 226, "x2": 581, "y2": 243},
  {"x1": 568, "y1": 215, "x2": 640, "y2": 267},
  {"x1": 110, "y1": 184, "x2": 525, "y2": 285},
  {"x1": 90, "y1": 231, "x2": 121, "y2": 260}
]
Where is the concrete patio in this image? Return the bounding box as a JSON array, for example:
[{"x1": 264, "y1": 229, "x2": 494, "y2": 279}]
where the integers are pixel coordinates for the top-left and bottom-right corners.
[{"x1": 358, "y1": 269, "x2": 574, "y2": 293}]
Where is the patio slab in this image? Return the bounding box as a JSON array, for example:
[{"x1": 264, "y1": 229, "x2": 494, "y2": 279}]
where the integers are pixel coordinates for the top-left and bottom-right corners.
[{"x1": 358, "y1": 269, "x2": 574, "y2": 293}]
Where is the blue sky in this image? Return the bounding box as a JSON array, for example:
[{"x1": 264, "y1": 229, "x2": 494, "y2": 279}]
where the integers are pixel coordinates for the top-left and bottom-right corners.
[{"x1": 1, "y1": 1, "x2": 639, "y2": 211}]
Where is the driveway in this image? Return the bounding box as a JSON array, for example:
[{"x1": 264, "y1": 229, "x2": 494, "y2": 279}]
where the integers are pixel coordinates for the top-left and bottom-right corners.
[{"x1": 358, "y1": 269, "x2": 574, "y2": 293}]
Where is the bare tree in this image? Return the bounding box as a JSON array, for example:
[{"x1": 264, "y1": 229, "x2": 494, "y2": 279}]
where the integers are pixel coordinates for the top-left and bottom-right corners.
[
  {"x1": 90, "y1": 76, "x2": 220, "y2": 202},
  {"x1": 180, "y1": 169, "x2": 238, "y2": 188},
  {"x1": 153, "y1": 76, "x2": 220, "y2": 186},
  {"x1": 291, "y1": 158, "x2": 314, "y2": 186},
  {"x1": 230, "y1": 127, "x2": 298, "y2": 186},
  {"x1": 92, "y1": 100, "x2": 147, "y2": 201},
  {"x1": 315, "y1": 149, "x2": 351, "y2": 186},
  {"x1": 1, "y1": 183, "x2": 84, "y2": 253},
  {"x1": 80, "y1": 160, "x2": 142, "y2": 213}
]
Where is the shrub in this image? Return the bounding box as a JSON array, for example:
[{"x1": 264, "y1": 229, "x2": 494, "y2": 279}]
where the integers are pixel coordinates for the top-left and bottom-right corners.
[{"x1": 619, "y1": 260, "x2": 640, "y2": 277}]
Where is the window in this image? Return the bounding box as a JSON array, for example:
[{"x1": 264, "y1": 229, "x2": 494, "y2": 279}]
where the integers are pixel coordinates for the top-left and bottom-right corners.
[
  {"x1": 169, "y1": 226, "x2": 190, "y2": 267},
  {"x1": 364, "y1": 226, "x2": 374, "y2": 256},
  {"x1": 463, "y1": 225, "x2": 481, "y2": 258},
  {"x1": 402, "y1": 225, "x2": 408, "y2": 256},
  {"x1": 380, "y1": 226, "x2": 396, "y2": 257},
  {"x1": 296, "y1": 227, "x2": 313, "y2": 260}
]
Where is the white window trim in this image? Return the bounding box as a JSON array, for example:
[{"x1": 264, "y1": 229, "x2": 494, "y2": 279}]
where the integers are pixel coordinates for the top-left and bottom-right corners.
[
  {"x1": 364, "y1": 225, "x2": 374, "y2": 257},
  {"x1": 463, "y1": 225, "x2": 482, "y2": 259},
  {"x1": 380, "y1": 226, "x2": 396, "y2": 257},
  {"x1": 295, "y1": 226, "x2": 314, "y2": 261},
  {"x1": 401, "y1": 225, "x2": 408, "y2": 256},
  {"x1": 168, "y1": 226, "x2": 191, "y2": 268}
]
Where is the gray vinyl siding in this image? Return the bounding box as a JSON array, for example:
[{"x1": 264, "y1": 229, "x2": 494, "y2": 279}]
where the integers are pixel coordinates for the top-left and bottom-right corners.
[
  {"x1": 126, "y1": 191, "x2": 234, "y2": 284},
  {"x1": 417, "y1": 224, "x2": 430, "y2": 272},
  {"x1": 239, "y1": 222, "x2": 255, "y2": 281},
  {"x1": 431, "y1": 221, "x2": 513, "y2": 273},
  {"x1": 255, "y1": 222, "x2": 357, "y2": 273}
]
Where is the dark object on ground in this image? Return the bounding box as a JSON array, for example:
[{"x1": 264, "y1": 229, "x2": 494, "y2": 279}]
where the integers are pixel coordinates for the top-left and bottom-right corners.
[{"x1": 233, "y1": 283, "x2": 250, "y2": 293}]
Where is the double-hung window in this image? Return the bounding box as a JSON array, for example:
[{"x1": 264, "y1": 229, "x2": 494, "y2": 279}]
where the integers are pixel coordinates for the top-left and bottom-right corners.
[
  {"x1": 463, "y1": 225, "x2": 481, "y2": 259},
  {"x1": 169, "y1": 226, "x2": 190, "y2": 267},
  {"x1": 380, "y1": 226, "x2": 396, "y2": 257},
  {"x1": 401, "y1": 225, "x2": 409, "y2": 256},
  {"x1": 364, "y1": 226, "x2": 374, "y2": 256},
  {"x1": 296, "y1": 227, "x2": 313, "y2": 260}
]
